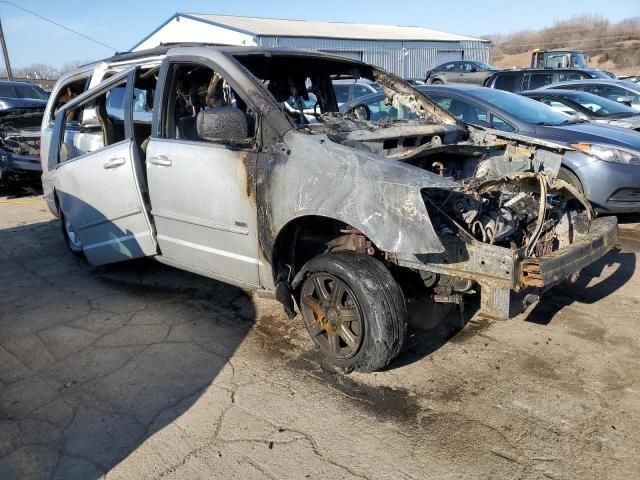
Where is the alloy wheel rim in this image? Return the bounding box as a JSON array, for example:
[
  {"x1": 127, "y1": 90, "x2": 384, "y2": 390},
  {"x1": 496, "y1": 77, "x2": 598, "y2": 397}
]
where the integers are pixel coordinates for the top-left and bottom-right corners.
[{"x1": 300, "y1": 273, "x2": 363, "y2": 359}]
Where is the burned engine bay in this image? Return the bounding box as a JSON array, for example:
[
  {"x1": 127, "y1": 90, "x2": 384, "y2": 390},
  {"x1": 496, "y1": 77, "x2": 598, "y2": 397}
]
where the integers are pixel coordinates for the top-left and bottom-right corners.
[{"x1": 237, "y1": 53, "x2": 598, "y2": 304}]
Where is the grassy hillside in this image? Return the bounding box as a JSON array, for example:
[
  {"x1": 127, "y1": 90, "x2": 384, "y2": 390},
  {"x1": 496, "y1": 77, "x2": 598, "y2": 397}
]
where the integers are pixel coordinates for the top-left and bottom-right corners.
[{"x1": 486, "y1": 15, "x2": 640, "y2": 75}]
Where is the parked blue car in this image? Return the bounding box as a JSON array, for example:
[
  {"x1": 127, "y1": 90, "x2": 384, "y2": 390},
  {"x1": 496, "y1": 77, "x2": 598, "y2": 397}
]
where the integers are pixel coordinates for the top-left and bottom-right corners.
[{"x1": 341, "y1": 85, "x2": 640, "y2": 213}]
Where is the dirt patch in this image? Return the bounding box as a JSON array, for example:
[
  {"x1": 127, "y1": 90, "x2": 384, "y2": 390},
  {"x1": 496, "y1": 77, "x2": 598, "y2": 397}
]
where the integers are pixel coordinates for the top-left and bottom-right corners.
[{"x1": 449, "y1": 317, "x2": 494, "y2": 343}]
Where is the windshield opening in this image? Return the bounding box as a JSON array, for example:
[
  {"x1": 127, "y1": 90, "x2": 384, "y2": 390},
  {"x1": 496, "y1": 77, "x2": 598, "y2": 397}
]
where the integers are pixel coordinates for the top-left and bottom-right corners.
[
  {"x1": 0, "y1": 84, "x2": 48, "y2": 100},
  {"x1": 233, "y1": 53, "x2": 448, "y2": 128}
]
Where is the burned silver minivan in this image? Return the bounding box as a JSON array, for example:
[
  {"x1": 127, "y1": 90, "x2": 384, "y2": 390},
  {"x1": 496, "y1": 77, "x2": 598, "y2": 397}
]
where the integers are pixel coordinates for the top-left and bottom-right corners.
[{"x1": 41, "y1": 46, "x2": 617, "y2": 372}]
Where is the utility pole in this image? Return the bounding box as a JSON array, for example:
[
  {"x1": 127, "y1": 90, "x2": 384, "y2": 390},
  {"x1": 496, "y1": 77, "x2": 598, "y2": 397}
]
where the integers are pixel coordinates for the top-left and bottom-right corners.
[{"x1": 0, "y1": 19, "x2": 13, "y2": 80}]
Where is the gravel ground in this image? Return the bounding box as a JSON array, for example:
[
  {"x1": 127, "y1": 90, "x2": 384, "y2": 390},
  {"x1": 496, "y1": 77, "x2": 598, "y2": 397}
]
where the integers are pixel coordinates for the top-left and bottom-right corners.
[{"x1": 0, "y1": 193, "x2": 639, "y2": 480}]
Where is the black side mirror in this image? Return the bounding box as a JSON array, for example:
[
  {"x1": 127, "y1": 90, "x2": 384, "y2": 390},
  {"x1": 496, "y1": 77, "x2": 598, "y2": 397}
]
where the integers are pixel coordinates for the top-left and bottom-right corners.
[
  {"x1": 470, "y1": 66, "x2": 478, "y2": 72},
  {"x1": 197, "y1": 107, "x2": 249, "y2": 144}
]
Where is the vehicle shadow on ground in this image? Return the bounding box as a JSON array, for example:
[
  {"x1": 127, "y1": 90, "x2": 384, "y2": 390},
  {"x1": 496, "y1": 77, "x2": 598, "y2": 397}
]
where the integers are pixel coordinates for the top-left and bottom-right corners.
[
  {"x1": 0, "y1": 220, "x2": 255, "y2": 479},
  {"x1": 524, "y1": 245, "x2": 636, "y2": 325}
]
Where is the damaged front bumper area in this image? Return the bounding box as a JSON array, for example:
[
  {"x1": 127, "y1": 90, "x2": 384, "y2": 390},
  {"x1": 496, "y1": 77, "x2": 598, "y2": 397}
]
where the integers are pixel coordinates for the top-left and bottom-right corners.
[
  {"x1": 0, "y1": 148, "x2": 41, "y2": 182},
  {"x1": 396, "y1": 173, "x2": 618, "y2": 319},
  {"x1": 0, "y1": 110, "x2": 43, "y2": 183},
  {"x1": 519, "y1": 216, "x2": 617, "y2": 288}
]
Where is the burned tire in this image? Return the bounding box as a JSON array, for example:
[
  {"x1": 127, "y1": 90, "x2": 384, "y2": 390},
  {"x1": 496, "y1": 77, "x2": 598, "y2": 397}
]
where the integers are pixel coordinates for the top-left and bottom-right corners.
[
  {"x1": 60, "y1": 211, "x2": 84, "y2": 257},
  {"x1": 557, "y1": 166, "x2": 583, "y2": 193},
  {"x1": 298, "y1": 251, "x2": 407, "y2": 373}
]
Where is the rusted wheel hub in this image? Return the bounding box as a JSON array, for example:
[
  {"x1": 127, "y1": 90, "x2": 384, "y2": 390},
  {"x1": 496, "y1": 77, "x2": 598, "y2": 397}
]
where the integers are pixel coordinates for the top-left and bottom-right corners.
[{"x1": 300, "y1": 273, "x2": 363, "y2": 359}]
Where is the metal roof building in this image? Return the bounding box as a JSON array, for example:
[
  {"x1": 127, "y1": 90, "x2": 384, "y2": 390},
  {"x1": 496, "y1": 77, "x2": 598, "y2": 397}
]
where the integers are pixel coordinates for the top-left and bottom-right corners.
[{"x1": 132, "y1": 13, "x2": 491, "y2": 79}]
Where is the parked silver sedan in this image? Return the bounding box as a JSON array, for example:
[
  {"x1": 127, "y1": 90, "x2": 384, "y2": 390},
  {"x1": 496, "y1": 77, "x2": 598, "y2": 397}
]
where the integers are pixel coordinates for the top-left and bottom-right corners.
[
  {"x1": 425, "y1": 60, "x2": 498, "y2": 85},
  {"x1": 521, "y1": 89, "x2": 640, "y2": 130},
  {"x1": 537, "y1": 79, "x2": 640, "y2": 110}
]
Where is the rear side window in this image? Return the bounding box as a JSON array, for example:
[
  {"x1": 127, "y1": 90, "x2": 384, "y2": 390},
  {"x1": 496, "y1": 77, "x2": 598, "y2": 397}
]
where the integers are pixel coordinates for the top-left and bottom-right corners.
[
  {"x1": 352, "y1": 84, "x2": 375, "y2": 99},
  {"x1": 15, "y1": 85, "x2": 48, "y2": 100},
  {"x1": 527, "y1": 73, "x2": 556, "y2": 90},
  {"x1": 558, "y1": 72, "x2": 587, "y2": 82},
  {"x1": 51, "y1": 76, "x2": 90, "y2": 121},
  {"x1": 58, "y1": 79, "x2": 128, "y2": 163},
  {"x1": 0, "y1": 85, "x2": 15, "y2": 97},
  {"x1": 493, "y1": 73, "x2": 521, "y2": 92},
  {"x1": 490, "y1": 114, "x2": 515, "y2": 132}
]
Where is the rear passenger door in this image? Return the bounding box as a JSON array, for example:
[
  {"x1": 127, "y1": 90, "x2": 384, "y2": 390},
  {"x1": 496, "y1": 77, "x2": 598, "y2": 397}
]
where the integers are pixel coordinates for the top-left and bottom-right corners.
[
  {"x1": 48, "y1": 68, "x2": 157, "y2": 265},
  {"x1": 444, "y1": 62, "x2": 463, "y2": 83}
]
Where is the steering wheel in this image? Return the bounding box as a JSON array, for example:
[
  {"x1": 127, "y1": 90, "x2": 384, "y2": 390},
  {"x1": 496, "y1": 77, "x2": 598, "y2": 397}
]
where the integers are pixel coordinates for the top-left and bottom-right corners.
[{"x1": 346, "y1": 103, "x2": 372, "y2": 121}]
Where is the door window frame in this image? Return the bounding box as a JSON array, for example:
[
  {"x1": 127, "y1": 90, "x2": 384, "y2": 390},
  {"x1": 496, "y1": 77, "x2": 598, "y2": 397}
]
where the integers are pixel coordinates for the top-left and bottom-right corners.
[
  {"x1": 49, "y1": 67, "x2": 137, "y2": 170},
  {"x1": 153, "y1": 54, "x2": 261, "y2": 147}
]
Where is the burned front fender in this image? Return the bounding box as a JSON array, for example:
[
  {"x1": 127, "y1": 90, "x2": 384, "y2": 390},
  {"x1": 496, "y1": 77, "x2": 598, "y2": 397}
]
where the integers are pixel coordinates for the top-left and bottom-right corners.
[{"x1": 260, "y1": 131, "x2": 460, "y2": 260}]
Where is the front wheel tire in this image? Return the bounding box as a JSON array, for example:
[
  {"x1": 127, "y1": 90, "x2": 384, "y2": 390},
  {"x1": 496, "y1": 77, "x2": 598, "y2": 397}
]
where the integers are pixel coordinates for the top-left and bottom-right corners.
[
  {"x1": 557, "y1": 166, "x2": 583, "y2": 193},
  {"x1": 298, "y1": 251, "x2": 407, "y2": 372}
]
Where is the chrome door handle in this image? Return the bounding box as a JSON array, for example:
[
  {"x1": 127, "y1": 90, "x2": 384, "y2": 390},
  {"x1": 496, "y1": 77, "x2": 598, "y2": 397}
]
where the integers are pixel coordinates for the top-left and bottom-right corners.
[
  {"x1": 103, "y1": 157, "x2": 126, "y2": 169},
  {"x1": 148, "y1": 155, "x2": 172, "y2": 167}
]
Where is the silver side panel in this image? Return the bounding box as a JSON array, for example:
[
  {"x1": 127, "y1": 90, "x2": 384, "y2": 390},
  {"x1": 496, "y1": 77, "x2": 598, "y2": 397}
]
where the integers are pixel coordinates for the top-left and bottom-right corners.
[
  {"x1": 52, "y1": 140, "x2": 157, "y2": 265},
  {"x1": 145, "y1": 138, "x2": 260, "y2": 286}
]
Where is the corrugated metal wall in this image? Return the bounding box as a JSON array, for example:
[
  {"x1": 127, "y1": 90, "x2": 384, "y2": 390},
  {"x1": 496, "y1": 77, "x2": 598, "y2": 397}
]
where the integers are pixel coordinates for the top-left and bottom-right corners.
[
  {"x1": 257, "y1": 36, "x2": 490, "y2": 79},
  {"x1": 460, "y1": 40, "x2": 491, "y2": 64}
]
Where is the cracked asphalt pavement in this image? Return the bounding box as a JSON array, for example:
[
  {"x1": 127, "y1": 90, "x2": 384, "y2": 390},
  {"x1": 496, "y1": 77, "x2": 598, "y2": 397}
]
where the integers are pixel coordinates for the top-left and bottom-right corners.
[{"x1": 1, "y1": 194, "x2": 639, "y2": 480}]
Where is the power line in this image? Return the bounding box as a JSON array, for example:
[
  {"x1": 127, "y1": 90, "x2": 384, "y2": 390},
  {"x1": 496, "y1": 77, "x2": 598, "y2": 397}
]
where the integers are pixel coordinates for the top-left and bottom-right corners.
[{"x1": 0, "y1": 0, "x2": 117, "y2": 51}]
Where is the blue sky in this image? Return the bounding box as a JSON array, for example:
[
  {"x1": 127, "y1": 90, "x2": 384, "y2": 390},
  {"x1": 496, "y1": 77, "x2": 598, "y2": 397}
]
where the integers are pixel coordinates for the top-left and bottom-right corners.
[{"x1": 2, "y1": 0, "x2": 639, "y2": 68}]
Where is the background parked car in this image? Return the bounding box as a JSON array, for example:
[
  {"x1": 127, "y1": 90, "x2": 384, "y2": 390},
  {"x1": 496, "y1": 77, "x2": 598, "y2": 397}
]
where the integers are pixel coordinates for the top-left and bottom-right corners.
[
  {"x1": 0, "y1": 80, "x2": 49, "y2": 102},
  {"x1": 484, "y1": 68, "x2": 610, "y2": 93},
  {"x1": 332, "y1": 78, "x2": 382, "y2": 106},
  {"x1": 521, "y1": 89, "x2": 640, "y2": 130},
  {"x1": 536, "y1": 79, "x2": 640, "y2": 110},
  {"x1": 342, "y1": 85, "x2": 640, "y2": 212},
  {"x1": 0, "y1": 81, "x2": 46, "y2": 185},
  {"x1": 425, "y1": 60, "x2": 498, "y2": 85},
  {"x1": 530, "y1": 49, "x2": 589, "y2": 69}
]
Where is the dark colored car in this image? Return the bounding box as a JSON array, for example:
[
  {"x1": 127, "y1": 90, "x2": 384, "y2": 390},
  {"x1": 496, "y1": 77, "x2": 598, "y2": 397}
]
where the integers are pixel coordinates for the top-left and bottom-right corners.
[
  {"x1": 425, "y1": 60, "x2": 498, "y2": 85},
  {"x1": 342, "y1": 85, "x2": 640, "y2": 212},
  {"x1": 484, "y1": 68, "x2": 610, "y2": 93},
  {"x1": 521, "y1": 89, "x2": 640, "y2": 131},
  {"x1": 0, "y1": 81, "x2": 46, "y2": 184}
]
